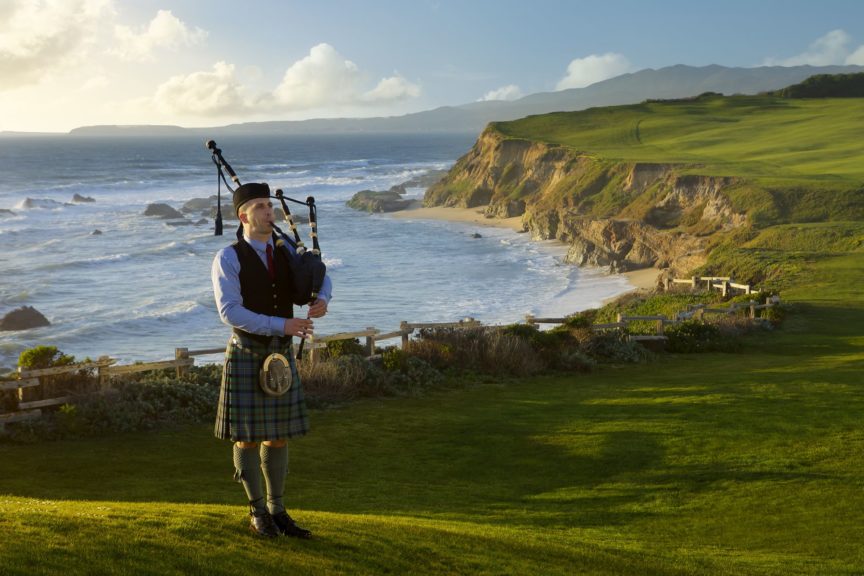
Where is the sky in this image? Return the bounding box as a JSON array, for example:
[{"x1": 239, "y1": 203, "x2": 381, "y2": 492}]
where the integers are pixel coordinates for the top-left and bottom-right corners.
[{"x1": 3, "y1": 0, "x2": 864, "y2": 133}]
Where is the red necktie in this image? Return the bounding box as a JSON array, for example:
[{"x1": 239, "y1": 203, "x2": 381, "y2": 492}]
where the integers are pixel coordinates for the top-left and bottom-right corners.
[{"x1": 266, "y1": 244, "x2": 275, "y2": 280}]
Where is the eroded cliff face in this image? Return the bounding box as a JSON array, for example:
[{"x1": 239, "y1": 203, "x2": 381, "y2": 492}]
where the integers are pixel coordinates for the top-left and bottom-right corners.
[{"x1": 425, "y1": 128, "x2": 748, "y2": 278}]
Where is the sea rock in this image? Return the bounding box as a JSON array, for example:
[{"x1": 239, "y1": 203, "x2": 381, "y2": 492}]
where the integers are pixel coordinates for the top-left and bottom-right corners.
[
  {"x1": 347, "y1": 190, "x2": 413, "y2": 213},
  {"x1": 182, "y1": 196, "x2": 216, "y2": 212},
  {"x1": 72, "y1": 194, "x2": 95, "y2": 203},
  {"x1": 165, "y1": 219, "x2": 192, "y2": 227},
  {"x1": 0, "y1": 209, "x2": 14, "y2": 216},
  {"x1": 91, "y1": 229, "x2": 103, "y2": 235},
  {"x1": 21, "y1": 198, "x2": 67, "y2": 209},
  {"x1": 209, "y1": 204, "x2": 238, "y2": 220},
  {"x1": 0, "y1": 306, "x2": 50, "y2": 331},
  {"x1": 471, "y1": 232, "x2": 482, "y2": 238},
  {"x1": 144, "y1": 203, "x2": 184, "y2": 219}
]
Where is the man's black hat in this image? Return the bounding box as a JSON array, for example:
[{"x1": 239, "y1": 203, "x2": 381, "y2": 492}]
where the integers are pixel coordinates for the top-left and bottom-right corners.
[{"x1": 233, "y1": 182, "x2": 271, "y2": 216}]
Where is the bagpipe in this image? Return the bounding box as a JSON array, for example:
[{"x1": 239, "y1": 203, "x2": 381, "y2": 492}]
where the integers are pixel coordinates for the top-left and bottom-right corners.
[{"x1": 206, "y1": 139, "x2": 326, "y2": 366}]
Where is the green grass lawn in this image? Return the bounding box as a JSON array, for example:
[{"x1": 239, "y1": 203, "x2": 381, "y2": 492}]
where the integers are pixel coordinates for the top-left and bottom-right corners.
[
  {"x1": 1, "y1": 253, "x2": 863, "y2": 575},
  {"x1": 495, "y1": 95, "x2": 864, "y2": 185}
]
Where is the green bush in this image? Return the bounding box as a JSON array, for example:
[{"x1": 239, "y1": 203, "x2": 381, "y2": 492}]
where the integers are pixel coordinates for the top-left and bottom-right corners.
[
  {"x1": 580, "y1": 331, "x2": 652, "y2": 363},
  {"x1": 325, "y1": 338, "x2": 366, "y2": 359},
  {"x1": 418, "y1": 326, "x2": 546, "y2": 376},
  {"x1": 2, "y1": 377, "x2": 219, "y2": 442},
  {"x1": 18, "y1": 346, "x2": 75, "y2": 370},
  {"x1": 665, "y1": 321, "x2": 731, "y2": 353},
  {"x1": 403, "y1": 339, "x2": 454, "y2": 370},
  {"x1": 300, "y1": 354, "x2": 377, "y2": 406}
]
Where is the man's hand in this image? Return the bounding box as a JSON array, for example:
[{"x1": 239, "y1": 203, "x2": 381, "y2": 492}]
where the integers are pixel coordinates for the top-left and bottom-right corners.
[
  {"x1": 284, "y1": 317, "x2": 314, "y2": 338},
  {"x1": 307, "y1": 298, "x2": 328, "y2": 318}
]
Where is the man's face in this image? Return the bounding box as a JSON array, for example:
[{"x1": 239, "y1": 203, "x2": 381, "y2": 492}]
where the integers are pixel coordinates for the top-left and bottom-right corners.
[{"x1": 240, "y1": 199, "x2": 274, "y2": 236}]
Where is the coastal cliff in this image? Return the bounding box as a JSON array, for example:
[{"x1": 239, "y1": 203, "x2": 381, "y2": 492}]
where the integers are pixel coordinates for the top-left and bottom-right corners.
[{"x1": 424, "y1": 127, "x2": 747, "y2": 278}]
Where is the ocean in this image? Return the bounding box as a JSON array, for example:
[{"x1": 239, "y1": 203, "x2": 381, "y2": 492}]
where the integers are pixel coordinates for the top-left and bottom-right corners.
[{"x1": 0, "y1": 132, "x2": 632, "y2": 371}]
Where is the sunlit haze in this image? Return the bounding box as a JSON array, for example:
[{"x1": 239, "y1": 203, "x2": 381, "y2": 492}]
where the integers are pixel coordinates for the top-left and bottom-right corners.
[{"x1": 2, "y1": 0, "x2": 864, "y2": 133}]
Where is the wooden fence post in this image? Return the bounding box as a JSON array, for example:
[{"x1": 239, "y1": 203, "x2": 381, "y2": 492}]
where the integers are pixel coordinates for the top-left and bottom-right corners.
[
  {"x1": 525, "y1": 314, "x2": 537, "y2": 327},
  {"x1": 400, "y1": 321, "x2": 410, "y2": 350},
  {"x1": 721, "y1": 281, "x2": 728, "y2": 298},
  {"x1": 691, "y1": 276, "x2": 698, "y2": 291},
  {"x1": 663, "y1": 277, "x2": 671, "y2": 292},
  {"x1": 97, "y1": 355, "x2": 111, "y2": 390},
  {"x1": 175, "y1": 348, "x2": 190, "y2": 379},
  {"x1": 749, "y1": 300, "x2": 757, "y2": 319},
  {"x1": 656, "y1": 319, "x2": 664, "y2": 335},
  {"x1": 365, "y1": 327, "x2": 376, "y2": 357}
]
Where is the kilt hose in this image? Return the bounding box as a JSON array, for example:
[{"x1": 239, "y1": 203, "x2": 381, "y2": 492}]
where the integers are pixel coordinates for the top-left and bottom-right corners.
[{"x1": 214, "y1": 333, "x2": 309, "y2": 442}]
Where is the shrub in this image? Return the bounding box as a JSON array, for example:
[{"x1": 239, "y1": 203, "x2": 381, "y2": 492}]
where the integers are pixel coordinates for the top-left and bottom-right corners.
[
  {"x1": 300, "y1": 354, "x2": 376, "y2": 406},
  {"x1": 479, "y1": 331, "x2": 545, "y2": 376},
  {"x1": 417, "y1": 326, "x2": 546, "y2": 376},
  {"x1": 402, "y1": 339, "x2": 454, "y2": 370},
  {"x1": 665, "y1": 320, "x2": 727, "y2": 353},
  {"x1": 18, "y1": 346, "x2": 75, "y2": 370},
  {"x1": 2, "y1": 377, "x2": 219, "y2": 442},
  {"x1": 16, "y1": 345, "x2": 95, "y2": 399},
  {"x1": 580, "y1": 331, "x2": 652, "y2": 363},
  {"x1": 325, "y1": 338, "x2": 366, "y2": 360}
]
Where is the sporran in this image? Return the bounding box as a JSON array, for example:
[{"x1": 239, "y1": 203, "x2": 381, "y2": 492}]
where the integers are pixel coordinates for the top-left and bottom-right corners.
[{"x1": 260, "y1": 353, "x2": 293, "y2": 396}]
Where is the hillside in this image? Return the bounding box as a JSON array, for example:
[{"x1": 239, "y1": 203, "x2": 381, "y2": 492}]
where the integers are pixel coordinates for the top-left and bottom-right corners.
[{"x1": 424, "y1": 93, "x2": 864, "y2": 283}]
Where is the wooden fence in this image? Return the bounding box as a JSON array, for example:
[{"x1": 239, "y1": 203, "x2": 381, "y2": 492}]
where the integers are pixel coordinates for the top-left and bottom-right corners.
[
  {"x1": 0, "y1": 283, "x2": 781, "y2": 430},
  {"x1": 0, "y1": 318, "x2": 480, "y2": 431},
  {"x1": 664, "y1": 275, "x2": 759, "y2": 296}
]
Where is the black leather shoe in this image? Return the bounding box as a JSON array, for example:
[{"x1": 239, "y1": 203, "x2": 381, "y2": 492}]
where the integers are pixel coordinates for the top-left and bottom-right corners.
[
  {"x1": 249, "y1": 512, "x2": 280, "y2": 538},
  {"x1": 272, "y1": 511, "x2": 312, "y2": 539}
]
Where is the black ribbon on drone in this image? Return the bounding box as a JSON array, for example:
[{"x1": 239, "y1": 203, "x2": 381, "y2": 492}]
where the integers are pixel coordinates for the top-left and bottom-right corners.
[{"x1": 206, "y1": 139, "x2": 326, "y2": 360}]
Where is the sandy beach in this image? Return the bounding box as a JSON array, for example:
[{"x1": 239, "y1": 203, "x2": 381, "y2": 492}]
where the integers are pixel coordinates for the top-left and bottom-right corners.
[{"x1": 388, "y1": 203, "x2": 661, "y2": 294}]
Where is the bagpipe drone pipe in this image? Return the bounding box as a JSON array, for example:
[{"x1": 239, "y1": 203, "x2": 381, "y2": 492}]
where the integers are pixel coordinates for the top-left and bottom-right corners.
[{"x1": 206, "y1": 140, "x2": 326, "y2": 359}]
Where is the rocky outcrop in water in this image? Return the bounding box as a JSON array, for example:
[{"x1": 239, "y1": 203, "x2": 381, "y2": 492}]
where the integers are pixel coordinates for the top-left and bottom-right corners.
[
  {"x1": 347, "y1": 188, "x2": 414, "y2": 212},
  {"x1": 0, "y1": 306, "x2": 50, "y2": 331},
  {"x1": 144, "y1": 203, "x2": 184, "y2": 219}
]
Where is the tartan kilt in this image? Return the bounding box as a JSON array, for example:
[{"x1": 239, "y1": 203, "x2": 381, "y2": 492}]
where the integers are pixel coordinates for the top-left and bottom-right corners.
[{"x1": 214, "y1": 334, "x2": 309, "y2": 442}]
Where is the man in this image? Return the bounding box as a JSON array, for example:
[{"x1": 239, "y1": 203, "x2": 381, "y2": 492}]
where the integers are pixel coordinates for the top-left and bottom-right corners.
[{"x1": 211, "y1": 182, "x2": 332, "y2": 538}]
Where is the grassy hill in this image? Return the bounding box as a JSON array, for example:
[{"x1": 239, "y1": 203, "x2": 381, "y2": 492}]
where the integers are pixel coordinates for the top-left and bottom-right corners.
[{"x1": 493, "y1": 94, "x2": 864, "y2": 186}]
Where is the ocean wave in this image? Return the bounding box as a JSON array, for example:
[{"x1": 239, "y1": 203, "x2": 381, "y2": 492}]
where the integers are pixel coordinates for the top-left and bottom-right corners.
[
  {"x1": 14, "y1": 197, "x2": 69, "y2": 210},
  {"x1": 130, "y1": 300, "x2": 207, "y2": 321}
]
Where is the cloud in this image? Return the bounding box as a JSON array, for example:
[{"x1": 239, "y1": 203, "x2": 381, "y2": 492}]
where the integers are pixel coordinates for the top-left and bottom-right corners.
[
  {"x1": 478, "y1": 84, "x2": 523, "y2": 101},
  {"x1": 556, "y1": 53, "x2": 632, "y2": 90},
  {"x1": 0, "y1": 0, "x2": 113, "y2": 90},
  {"x1": 153, "y1": 61, "x2": 248, "y2": 116},
  {"x1": 270, "y1": 43, "x2": 421, "y2": 110},
  {"x1": 112, "y1": 9, "x2": 207, "y2": 61},
  {"x1": 271, "y1": 43, "x2": 363, "y2": 109},
  {"x1": 763, "y1": 29, "x2": 853, "y2": 66},
  {"x1": 846, "y1": 45, "x2": 864, "y2": 66},
  {"x1": 363, "y1": 74, "x2": 421, "y2": 101}
]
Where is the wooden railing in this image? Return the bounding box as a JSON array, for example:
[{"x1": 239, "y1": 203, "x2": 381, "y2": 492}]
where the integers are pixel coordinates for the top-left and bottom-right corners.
[
  {"x1": 664, "y1": 275, "x2": 759, "y2": 296},
  {"x1": 0, "y1": 318, "x2": 481, "y2": 430},
  {"x1": 0, "y1": 284, "x2": 780, "y2": 430}
]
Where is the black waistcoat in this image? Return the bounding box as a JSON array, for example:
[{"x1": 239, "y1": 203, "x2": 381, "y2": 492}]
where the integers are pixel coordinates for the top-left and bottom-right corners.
[{"x1": 232, "y1": 237, "x2": 294, "y2": 341}]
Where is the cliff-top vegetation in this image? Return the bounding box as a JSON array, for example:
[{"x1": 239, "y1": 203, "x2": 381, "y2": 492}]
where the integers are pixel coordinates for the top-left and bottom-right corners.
[{"x1": 492, "y1": 93, "x2": 864, "y2": 185}]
